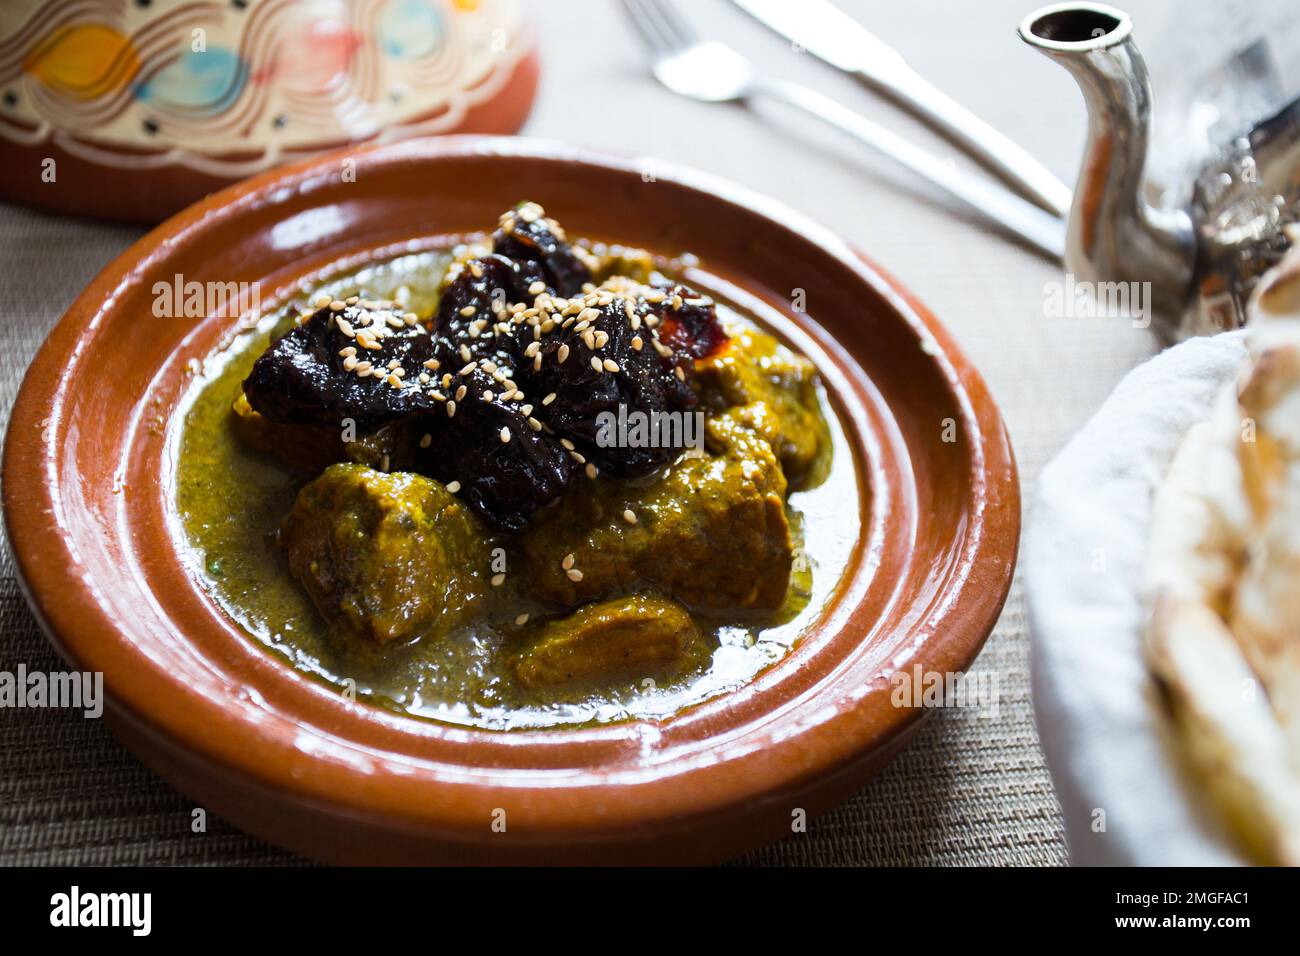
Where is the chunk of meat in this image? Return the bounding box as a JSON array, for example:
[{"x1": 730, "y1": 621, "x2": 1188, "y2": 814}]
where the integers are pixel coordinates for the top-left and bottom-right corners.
[
  {"x1": 518, "y1": 421, "x2": 792, "y2": 609},
  {"x1": 230, "y1": 392, "x2": 345, "y2": 474},
  {"x1": 513, "y1": 594, "x2": 701, "y2": 688},
  {"x1": 281, "y1": 463, "x2": 489, "y2": 643},
  {"x1": 695, "y1": 323, "x2": 829, "y2": 488},
  {"x1": 231, "y1": 392, "x2": 402, "y2": 474}
]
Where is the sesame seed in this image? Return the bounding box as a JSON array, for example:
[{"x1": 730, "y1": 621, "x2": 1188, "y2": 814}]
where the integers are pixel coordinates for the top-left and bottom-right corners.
[
  {"x1": 386, "y1": 314, "x2": 404, "y2": 329},
  {"x1": 459, "y1": 305, "x2": 476, "y2": 317},
  {"x1": 380, "y1": 454, "x2": 390, "y2": 472},
  {"x1": 459, "y1": 345, "x2": 472, "y2": 362},
  {"x1": 528, "y1": 417, "x2": 542, "y2": 432},
  {"x1": 521, "y1": 404, "x2": 534, "y2": 416},
  {"x1": 590, "y1": 356, "x2": 603, "y2": 372},
  {"x1": 329, "y1": 299, "x2": 346, "y2": 311},
  {"x1": 354, "y1": 360, "x2": 372, "y2": 376},
  {"x1": 560, "y1": 438, "x2": 575, "y2": 450},
  {"x1": 631, "y1": 336, "x2": 643, "y2": 351},
  {"x1": 483, "y1": 390, "x2": 494, "y2": 402},
  {"x1": 515, "y1": 613, "x2": 530, "y2": 626},
  {"x1": 491, "y1": 573, "x2": 506, "y2": 587},
  {"x1": 561, "y1": 553, "x2": 575, "y2": 570},
  {"x1": 585, "y1": 463, "x2": 598, "y2": 479},
  {"x1": 557, "y1": 344, "x2": 570, "y2": 364},
  {"x1": 623, "y1": 509, "x2": 637, "y2": 524},
  {"x1": 528, "y1": 280, "x2": 546, "y2": 296},
  {"x1": 404, "y1": 312, "x2": 419, "y2": 326},
  {"x1": 338, "y1": 345, "x2": 357, "y2": 357},
  {"x1": 346, "y1": 296, "x2": 359, "y2": 306},
  {"x1": 674, "y1": 366, "x2": 686, "y2": 380},
  {"x1": 423, "y1": 358, "x2": 440, "y2": 369},
  {"x1": 343, "y1": 356, "x2": 358, "y2": 371},
  {"x1": 446, "y1": 480, "x2": 461, "y2": 493},
  {"x1": 419, "y1": 433, "x2": 432, "y2": 448},
  {"x1": 335, "y1": 317, "x2": 355, "y2": 337},
  {"x1": 543, "y1": 393, "x2": 557, "y2": 406},
  {"x1": 386, "y1": 373, "x2": 402, "y2": 388},
  {"x1": 566, "y1": 568, "x2": 584, "y2": 583},
  {"x1": 446, "y1": 400, "x2": 457, "y2": 418},
  {"x1": 603, "y1": 359, "x2": 620, "y2": 373},
  {"x1": 500, "y1": 427, "x2": 511, "y2": 443},
  {"x1": 460, "y1": 362, "x2": 476, "y2": 375},
  {"x1": 314, "y1": 293, "x2": 332, "y2": 308}
]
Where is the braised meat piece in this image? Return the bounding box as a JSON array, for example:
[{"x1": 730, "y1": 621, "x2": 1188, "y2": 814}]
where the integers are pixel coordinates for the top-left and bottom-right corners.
[
  {"x1": 281, "y1": 464, "x2": 489, "y2": 643},
  {"x1": 513, "y1": 594, "x2": 701, "y2": 689},
  {"x1": 243, "y1": 298, "x2": 437, "y2": 428},
  {"x1": 518, "y1": 417, "x2": 793, "y2": 610},
  {"x1": 695, "y1": 322, "x2": 830, "y2": 488}
]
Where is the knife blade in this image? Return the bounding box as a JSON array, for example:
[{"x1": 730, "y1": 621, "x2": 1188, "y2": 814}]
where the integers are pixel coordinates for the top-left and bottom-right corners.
[{"x1": 728, "y1": 0, "x2": 1072, "y2": 217}]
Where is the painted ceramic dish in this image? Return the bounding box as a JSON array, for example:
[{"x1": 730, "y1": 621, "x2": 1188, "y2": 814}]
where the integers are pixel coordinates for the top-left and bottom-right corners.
[
  {"x1": 2, "y1": 137, "x2": 1019, "y2": 863},
  {"x1": 0, "y1": 0, "x2": 538, "y2": 222}
]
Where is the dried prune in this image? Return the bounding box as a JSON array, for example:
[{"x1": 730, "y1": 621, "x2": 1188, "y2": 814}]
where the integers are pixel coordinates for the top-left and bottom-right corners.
[
  {"x1": 407, "y1": 365, "x2": 573, "y2": 531},
  {"x1": 507, "y1": 288, "x2": 699, "y2": 478},
  {"x1": 490, "y1": 202, "x2": 592, "y2": 297},
  {"x1": 240, "y1": 203, "x2": 732, "y2": 531},
  {"x1": 243, "y1": 298, "x2": 437, "y2": 428}
]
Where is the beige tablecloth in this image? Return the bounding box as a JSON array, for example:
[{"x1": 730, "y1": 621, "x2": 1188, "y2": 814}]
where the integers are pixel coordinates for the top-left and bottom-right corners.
[{"x1": 0, "y1": 0, "x2": 1185, "y2": 865}]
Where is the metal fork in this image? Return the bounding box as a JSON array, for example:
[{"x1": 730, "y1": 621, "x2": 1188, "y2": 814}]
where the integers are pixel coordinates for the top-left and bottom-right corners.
[{"x1": 621, "y1": 0, "x2": 1065, "y2": 261}]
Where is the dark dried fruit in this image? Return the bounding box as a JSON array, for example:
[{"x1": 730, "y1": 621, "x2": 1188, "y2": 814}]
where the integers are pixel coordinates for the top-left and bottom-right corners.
[
  {"x1": 513, "y1": 293, "x2": 698, "y2": 477},
  {"x1": 492, "y1": 204, "x2": 591, "y2": 296},
  {"x1": 410, "y1": 367, "x2": 573, "y2": 532},
  {"x1": 651, "y1": 284, "x2": 728, "y2": 359},
  {"x1": 243, "y1": 300, "x2": 436, "y2": 428},
  {"x1": 239, "y1": 203, "x2": 732, "y2": 531}
]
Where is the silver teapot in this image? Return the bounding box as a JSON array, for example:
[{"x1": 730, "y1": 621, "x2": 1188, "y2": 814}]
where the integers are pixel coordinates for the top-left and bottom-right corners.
[{"x1": 1020, "y1": 2, "x2": 1300, "y2": 338}]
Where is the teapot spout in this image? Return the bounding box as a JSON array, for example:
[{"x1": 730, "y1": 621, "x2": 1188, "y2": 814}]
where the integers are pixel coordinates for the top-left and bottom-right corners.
[{"x1": 1020, "y1": 3, "x2": 1194, "y2": 327}]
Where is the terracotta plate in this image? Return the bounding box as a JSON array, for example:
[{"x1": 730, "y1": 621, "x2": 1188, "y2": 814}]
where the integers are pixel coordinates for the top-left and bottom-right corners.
[{"x1": 2, "y1": 137, "x2": 1019, "y2": 864}]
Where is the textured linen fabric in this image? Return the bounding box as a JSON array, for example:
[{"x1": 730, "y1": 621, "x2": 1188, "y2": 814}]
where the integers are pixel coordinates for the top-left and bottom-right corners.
[
  {"x1": 1025, "y1": 333, "x2": 1249, "y2": 865},
  {"x1": 1, "y1": 0, "x2": 1198, "y2": 865}
]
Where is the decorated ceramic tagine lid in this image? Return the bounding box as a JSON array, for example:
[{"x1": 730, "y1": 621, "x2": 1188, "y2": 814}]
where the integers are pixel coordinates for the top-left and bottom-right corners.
[{"x1": 0, "y1": 0, "x2": 539, "y2": 222}]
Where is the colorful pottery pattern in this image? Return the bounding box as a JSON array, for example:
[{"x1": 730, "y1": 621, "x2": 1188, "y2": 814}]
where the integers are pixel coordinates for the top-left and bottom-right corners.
[{"x1": 0, "y1": 0, "x2": 530, "y2": 177}]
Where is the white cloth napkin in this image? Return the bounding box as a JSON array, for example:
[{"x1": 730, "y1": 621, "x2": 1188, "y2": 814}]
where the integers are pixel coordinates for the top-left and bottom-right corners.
[{"x1": 1025, "y1": 330, "x2": 1249, "y2": 865}]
